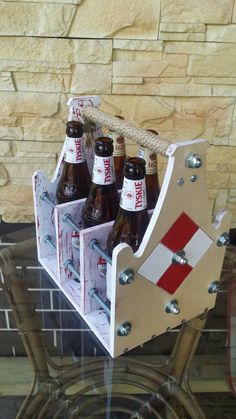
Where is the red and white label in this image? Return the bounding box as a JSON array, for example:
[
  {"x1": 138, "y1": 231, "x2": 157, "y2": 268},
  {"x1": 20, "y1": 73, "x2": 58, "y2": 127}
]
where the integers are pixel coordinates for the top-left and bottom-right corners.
[
  {"x1": 92, "y1": 155, "x2": 116, "y2": 185},
  {"x1": 138, "y1": 212, "x2": 213, "y2": 294},
  {"x1": 109, "y1": 132, "x2": 126, "y2": 157},
  {"x1": 120, "y1": 177, "x2": 147, "y2": 212},
  {"x1": 65, "y1": 136, "x2": 86, "y2": 164},
  {"x1": 137, "y1": 147, "x2": 157, "y2": 174}
]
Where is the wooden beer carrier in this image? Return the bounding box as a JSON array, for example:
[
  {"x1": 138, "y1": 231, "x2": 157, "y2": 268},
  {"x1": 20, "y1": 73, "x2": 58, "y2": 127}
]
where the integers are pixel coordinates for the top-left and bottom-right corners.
[{"x1": 32, "y1": 96, "x2": 231, "y2": 358}]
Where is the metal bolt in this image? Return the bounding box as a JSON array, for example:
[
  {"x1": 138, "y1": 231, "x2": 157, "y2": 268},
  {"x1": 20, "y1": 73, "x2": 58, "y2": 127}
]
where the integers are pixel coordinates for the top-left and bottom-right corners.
[
  {"x1": 89, "y1": 239, "x2": 112, "y2": 265},
  {"x1": 88, "y1": 288, "x2": 111, "y2": 317},
  {"x1": 165, "y1": 300, "x2": 180, "y2": 315},
  {"x1": 117, "y1": 321, "x2": 132, "y2": 336},
  {"x1": 177, "y1": 177, "x2": 184, "y2": 186},
  {"x1": 216, "y1": 232, "x2": 230, "y2": 247},
  {"x1": 119, "y1": 269, "x2": 135, "y2": 285},
  {"x1": 190, "y1": 174, "x2": 197, "y2": 182},
  {"x1": 172, "y1": 250, "x2": 188, "y2": 265},
  {"x1": 186, "y1": 153, "x2": 203, "y2": 169},
  {"x1": 208, "y1": 280, "x2": 220, "y2": 294},
  {"x1": 43, "y1": 235, "x2": 56, "y2": 251},
  {"x1": 63, "y1": 214, "x2": 81, "y2": 234},
  {"x1": 40, "y1": 192, "x2": 55, "y2": 209},
  {"x1": 64, "y1": 259, "x2": 80, "y2": 283}
]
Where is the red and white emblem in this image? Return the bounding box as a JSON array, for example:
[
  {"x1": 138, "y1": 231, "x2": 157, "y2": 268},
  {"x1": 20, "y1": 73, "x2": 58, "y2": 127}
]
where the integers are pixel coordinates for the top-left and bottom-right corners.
[{"x1": 138, "y1": 212, "x2": 213, "y2": 294}]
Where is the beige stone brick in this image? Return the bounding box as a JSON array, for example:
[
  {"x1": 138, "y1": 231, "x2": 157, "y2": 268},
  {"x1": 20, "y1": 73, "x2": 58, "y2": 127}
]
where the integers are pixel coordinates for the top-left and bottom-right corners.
[
  {"x1": 0, "y1": 126, "x2": 23, "y2": 141},
  {"x1": 0, "y1": 141, "x2": 12, "y2": 157},
  {"x1": 0, "y1": 164, "x2": 9, "y2": 186},
  {"x1": 233, "y1": 3, "x2": 236, "y2": 23},
  {"x1": 212, "y1": 85, "x2": 236, "y2": 97},
  {"x1": 193, "y1": 77, "x2": 236, "y2": 85},
  {"x1": 0, "y1": 184, "x2": 33, "y2": 206},
  {"x1": 161, "y1": 0, "x2": 234, "y2": 24},
  {"x1": 69, "y1": 0, "x2": 160, "y2": 39},
  {"x1": 0, "y1": 37, "x2": 112, "y2": 64},
  {"x1": 207, "y1": 146, "x2": 236, "y2": 164},
  {"x1": 113, "y1": 50, "x2": 167, "y2": 61},
  {"x1": 70, "y1": 64, "x2": 112, "y2": 94},
  {"x1": 206, "y1": 25, "x2": 236, "y2": 42},
  {"x1": 3, "y1": 161, "x2": 56, "y2": 179},
  {"x1": 175, "y1": 97, "x2": 234, "y2": 118},
  {"x1": 112, "y1": 76, "x2": 144, "y2": 85},
  {"x1": 1, "y1": 208, "x2": 35, "y2": 223},
  {"x1": 188, "y1": 55, "x2": 236, "y2": 77},
  {"x1": 206, "y1": 171, "x2": 230, "y2": 188},
  {"x1": 13, "y1": 141, "x2": 63, "y2": 156},
  {"x1": 113, "y1": 40, "x2": 163, "y2": 52},
  {"x1": 113, "y1": 56, "x2": 188, "y2": 78},
  {"x1": 13, "y1": 72, "x2": 71, "y2": 93},
  {"x1": 160, "y1": 33, "x2": 205, "y2": 42},
  {"x1": 229, "y1": 173, "x2": 236, "y2": 188},
  {"x1": 0, "y1": 3, "x2": 76, "y2": 37},
  {"x1": 164, "y1": 41, "x2": 236, "y2": 56},
  {"x1": 4, "y1": 0, "x2": 81, "y2": 3},
  {"x1": 0, "y1": 92, "x2": 59, "y2": 117},
  {"x1": 0, "y1": 72, "x2": 15, "y2": 91},
  {"x1": 160, "y1": 23, "x2": 206, "y2": 33},
  {"x1": 112, "y1": 83, "x2": 211, "y2": 97},
  {"x1": 22, "y1": 117, "x2": 66, "y2": 142},
  {"x1": 229, "y1": 123, "x2": 236, "y2": 146},
  {"x1": 0, "y1": 60, "x2": 72, "y2": 74}
]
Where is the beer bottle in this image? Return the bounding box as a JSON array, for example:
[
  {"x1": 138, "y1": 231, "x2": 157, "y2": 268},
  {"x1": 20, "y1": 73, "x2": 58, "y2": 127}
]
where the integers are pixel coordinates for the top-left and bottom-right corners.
[
  {"x1": 108, "y1": 116, "x2": 126, "y2": 190},
  {"x1": 82, "y1": 136, "x2": 119, "y2": 227},
  {"x1": 56, "y1": 120, "x2": 91, "y2": 204},
  {"x1": 137, "y1": 130, "x2": 160, "y2": 209},
  {"x1": 107, "y1": 157, "x2": 149, "y2": 255}
]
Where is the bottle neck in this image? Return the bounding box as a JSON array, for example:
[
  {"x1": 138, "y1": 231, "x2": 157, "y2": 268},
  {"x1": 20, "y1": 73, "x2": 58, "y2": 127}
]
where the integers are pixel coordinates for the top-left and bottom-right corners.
[
  {"x1": 64, "y1": 136, "x2": 86, "y2": 164},
  {"x1": 137, "y1": 147, "x2": 157, "y2": 174},
  {"x1": 92, "y1": 155, "x2": 116, "y2": 185},
  {"x1": 109, "y1": 132, "x2": 126, "y2": 157},
  {"x1": 120, "y1": 177, "x2": 147, "y2": 212}
]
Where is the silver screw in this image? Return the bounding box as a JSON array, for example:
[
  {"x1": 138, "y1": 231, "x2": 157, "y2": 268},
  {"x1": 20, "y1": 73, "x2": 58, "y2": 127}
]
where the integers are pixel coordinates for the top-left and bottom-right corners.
[
  {"x1": 172, "y1": 250, "x2": 188, "y2": 265},
  {"x1": 216, "y1": 232, "x2": 230, "y2": 247},
  {"x1": 119, "y1": 269, "x2": 135, "y2": 285},
  {"x1": 117, "y1": 321, "x2": 132, "y2": 336},
  {"x1": 186, "y1": 153, "x2": 203, "y2": 168},
  {"x1": 165, "y1": 300, "x2": 180, "y2": 315},
  {"x1": 177, "y1": 178, "x2": 184, "y2": 186},
  {"x1": 208, "y1": 281, "x2": 220, "y2": 294},
  {"x1": 190, "y1": 175, "x2": 197, "y2": 182}
]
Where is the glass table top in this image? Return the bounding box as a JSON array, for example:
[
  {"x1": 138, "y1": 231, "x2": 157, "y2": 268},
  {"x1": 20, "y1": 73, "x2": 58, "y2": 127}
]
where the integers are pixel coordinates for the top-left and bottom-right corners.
[{"x1": 0, "y1": 222, "x2": 236, "y2": 418}]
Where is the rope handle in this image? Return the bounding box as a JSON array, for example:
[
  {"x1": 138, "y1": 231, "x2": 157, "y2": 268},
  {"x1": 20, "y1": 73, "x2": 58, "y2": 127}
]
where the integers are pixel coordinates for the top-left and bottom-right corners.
[{"x1": 82, "y1": 106, "x2": 171, "y2": 157}]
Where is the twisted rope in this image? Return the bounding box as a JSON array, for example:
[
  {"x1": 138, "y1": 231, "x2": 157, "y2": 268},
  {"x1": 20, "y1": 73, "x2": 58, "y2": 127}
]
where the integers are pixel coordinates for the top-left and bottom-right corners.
[{"x1": 82, "y1": 106, "x2": 171, "y2": 157}]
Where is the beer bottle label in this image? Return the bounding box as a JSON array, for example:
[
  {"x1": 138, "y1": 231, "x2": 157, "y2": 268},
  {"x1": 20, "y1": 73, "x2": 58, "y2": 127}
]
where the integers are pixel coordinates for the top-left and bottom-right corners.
[
  {"x1": 120, "y1": 177, "x2": 147, "y2": 211},
  {"x1": 109, "y1": 132, "x2": 126, "y2": 157},
  {"x1": 137, "y1": 147, "x2": 157, "y2": 175},
  {"x1": 92, "y1": 155, "x2": 116, "y2": 185},
  {"x1": 65, "y1": 136, "x2": 86, "y2": 163}
]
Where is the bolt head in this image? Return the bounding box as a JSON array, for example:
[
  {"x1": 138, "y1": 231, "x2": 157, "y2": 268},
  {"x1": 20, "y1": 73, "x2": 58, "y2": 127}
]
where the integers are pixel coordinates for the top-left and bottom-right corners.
[
  {"x1": 190, "y1": 175, "x2": 197, "y2": 182},
  {"x1": 119, "y1": 269, "x2": 135, "y2": 285},
  {"x1": 165, "y1": 300, "x2": 180, "y2": 315},
  {"x1": 117, "y1": 321, "x2": 132, "y2": 336},
  {"x1": 177, "y1": 178, "x2": 184, "y2": 186},
  {"x1": 216, "y1": 232, "x2": 230, "y2": 247},
  {"x1": 186, "y1": 153, "x2": 203, "y2": 169},
  {"x1": 208, "y1": 281, "x2": 220, "y2": 294}
]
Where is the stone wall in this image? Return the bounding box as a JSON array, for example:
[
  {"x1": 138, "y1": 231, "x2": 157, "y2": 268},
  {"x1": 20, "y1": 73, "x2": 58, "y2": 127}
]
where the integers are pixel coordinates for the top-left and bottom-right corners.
[{"x1": 0, "y1": 0, "x2": 236, "y2": 225}]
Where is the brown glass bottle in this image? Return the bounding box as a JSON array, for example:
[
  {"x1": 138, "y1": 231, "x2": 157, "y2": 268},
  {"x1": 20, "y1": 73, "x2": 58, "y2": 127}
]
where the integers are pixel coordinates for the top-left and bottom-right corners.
[
  {"x1": 82, "y1": 136, "x2": 119, "y2": 227},
  {"x1": 137, "y1": 130, "x2": 160, "y2": 209},
  {"x1": 56, "y1": 121, "x2": 91, "y2": 204},
  {"x1": 107, "y1": 157, "x2": 149, "y2": 256},
  {"x1": 109, "y1": 116, "x2": 126, "y2": 190}
]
